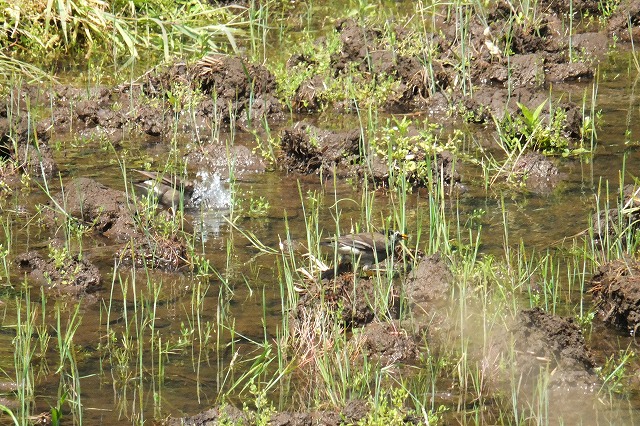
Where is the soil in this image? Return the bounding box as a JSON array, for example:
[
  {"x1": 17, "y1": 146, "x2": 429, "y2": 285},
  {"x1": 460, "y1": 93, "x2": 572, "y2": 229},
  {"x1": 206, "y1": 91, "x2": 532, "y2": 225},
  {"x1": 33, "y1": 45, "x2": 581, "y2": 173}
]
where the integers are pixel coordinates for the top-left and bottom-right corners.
[
  {"x1": 164, "y1": 399, "x2": 370, "y2": 426},
  {"x1": 510, "y1": 307, "x2": 597, "y2": 390},
  {"x1": 279, "y1": 122, "x2": 361, "y2": 177},
  {"x1": 404, "y1": 254, "x2": 454, "y2": 332},
  {"x1": 608, "y1": 0, "x2": 640, "y2": 42},
  {"x1": 350, "y1": 320, "x2": 419, "y2": 364},
  {"x1": 294, "y1": 270, "x2": 399, "y2": 329},
  {"x1": 269, "y1": 400, "x2": 371, "y2": 426},
  {"x1": 459, "y1": 86, "x2": 583, "y2": 140},
  {"x1": 166, "y1": 405, "x2": 248, "y2": 426},
  {"x1": 46, "y1": 177, "x2": 136, "y2": 239},
  {"x1": 511, "y1": 151, "x2": 562, "y2": 192},
  {"x1": 44, "y1": 177, "x2": 191, "y2": 270},
  {"x1": 15, "y1": 249, "x2": 101, "y2": 294},
  {"x1": 136, "y1": 54, "x2": 284, "y2": 131},
  {"x1": 590, "y1": 258, "x2": 640, "y2": 334},
  {"x1": 278, "y1": 122, "x2": 460, "y2": 187},
  {"x1": 168, "y1": 399, "x2": 372, "y2": 426}
]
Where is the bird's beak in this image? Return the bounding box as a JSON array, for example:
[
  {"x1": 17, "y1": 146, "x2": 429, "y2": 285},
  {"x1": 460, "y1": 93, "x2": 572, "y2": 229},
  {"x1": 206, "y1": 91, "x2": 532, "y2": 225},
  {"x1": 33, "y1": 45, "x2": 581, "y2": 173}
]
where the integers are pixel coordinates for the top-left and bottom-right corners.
[{"x1": 399, "y1": 233, "x2": 408, "y2": 241}]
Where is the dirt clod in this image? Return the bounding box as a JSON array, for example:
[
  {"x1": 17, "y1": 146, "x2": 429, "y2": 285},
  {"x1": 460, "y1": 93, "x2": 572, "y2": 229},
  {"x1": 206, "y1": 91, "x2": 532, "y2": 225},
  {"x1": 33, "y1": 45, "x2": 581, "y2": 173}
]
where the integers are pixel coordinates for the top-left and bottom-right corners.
[
  {"x1": 46, "y1": 177, "x2": 137, "y2": 240},
  {"x1": 511, "y1": 308, "x2": 597, "y2": 390},
  {"x1": 590, "y1": 258, "x2": 640, "y2": 334},
  {"x1": 351, "y1": 320, "x2": 419, "y2": 364},
  {"x1": 404, "y1": 254, "x2": 453, "y2": 313},
  {"x1": 166, "y1": 405, "x2": 248, "y2": 426},
  {"x1": 511, "y1": 151, "x2": 562, "y2": 192},
  {"x1": 16, "y1": 249, "x2": 101, "y2": 294},
  {"x1": 294, "y1": 272, "x2": 397, "y2": 328},
  {"x1": 279, "y1": 122, "x2": 361, "y2": 176}
]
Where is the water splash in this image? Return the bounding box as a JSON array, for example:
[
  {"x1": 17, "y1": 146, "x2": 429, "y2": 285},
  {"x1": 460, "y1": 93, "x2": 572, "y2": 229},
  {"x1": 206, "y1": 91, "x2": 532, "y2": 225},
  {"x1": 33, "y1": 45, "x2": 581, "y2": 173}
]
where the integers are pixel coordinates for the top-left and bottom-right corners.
[
  {"x1": 192, "y1": 170, "x2": 232, "y2": 209},
  {"x1": 191, "y1": 170, "x2": 232, "y2": 241}
]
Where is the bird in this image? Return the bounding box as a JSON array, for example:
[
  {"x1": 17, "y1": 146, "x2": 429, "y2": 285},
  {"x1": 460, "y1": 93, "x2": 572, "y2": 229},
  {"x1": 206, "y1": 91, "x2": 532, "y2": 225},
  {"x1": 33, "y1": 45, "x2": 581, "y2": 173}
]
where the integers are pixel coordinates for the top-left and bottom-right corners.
[
  {"x1": 132, "y1": 169, "x2": 195, "y2": 209},
  {"x1": 321, "y1": 230, "x2": 408, "y2": 270}
]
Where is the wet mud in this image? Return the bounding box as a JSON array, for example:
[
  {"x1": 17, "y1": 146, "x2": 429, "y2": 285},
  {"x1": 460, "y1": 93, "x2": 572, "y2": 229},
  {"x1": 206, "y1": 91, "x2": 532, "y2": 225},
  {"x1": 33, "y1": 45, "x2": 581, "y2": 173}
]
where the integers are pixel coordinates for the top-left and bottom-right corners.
[
  {"x1": 2, "y1": 1, "x2": 640, "y2": 423},
  {"x1": 590, "y1": 258, "x2": 640, "y2": 334},
  {"x1": 46, "y1": 177, "x2": 136, "y2": 239},
  {"x1": 510, "y1": 307, "x2": 597, "y2": 390},
  {"x1": 44, "y1": 177, "x2": 191, "y2": 270},
  {"x1": 16, "y1": 249, "x2": 101, "y2": 294},
  {"x1": 350, "y1": 320, "x2": 419, "y2": 364},
  {"x1": 169, "y1": 398, "x2": 381, "y2": 426},
  {"x1": 294, "y1": 271, "x2": 399, "y2": 328},
  {"x1": 511, "y1": 151, "x2": 563, "y2": 192},
  {"x1": 279, "y1": 122, "x2": 361, "y2": 177},
  {"x1": 278, "y1": 122, "x2": 460, "y2": 187},
  {"x1": 404, "y1": 254, "x2": 453, "y2": 334}
]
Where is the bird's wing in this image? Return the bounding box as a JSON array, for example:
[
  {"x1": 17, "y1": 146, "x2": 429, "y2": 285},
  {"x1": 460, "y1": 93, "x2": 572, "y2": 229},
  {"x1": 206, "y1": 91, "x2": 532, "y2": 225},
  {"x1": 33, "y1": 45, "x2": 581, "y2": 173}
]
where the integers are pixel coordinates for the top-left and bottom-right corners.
[
  {"x1": 340, "y1": 234, "x2": 383, "y2": 251},
  {"x1": 134, "y1": 169, "x2": 186, "y2": 188}
]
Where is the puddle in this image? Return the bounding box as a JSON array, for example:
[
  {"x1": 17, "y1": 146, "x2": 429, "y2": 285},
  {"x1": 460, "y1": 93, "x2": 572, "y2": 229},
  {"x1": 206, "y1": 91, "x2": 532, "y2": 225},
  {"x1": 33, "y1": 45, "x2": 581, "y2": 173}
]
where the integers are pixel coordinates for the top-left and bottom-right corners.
[{"x1": 4, "y1": 3, "x2": 640, "y2": 424}]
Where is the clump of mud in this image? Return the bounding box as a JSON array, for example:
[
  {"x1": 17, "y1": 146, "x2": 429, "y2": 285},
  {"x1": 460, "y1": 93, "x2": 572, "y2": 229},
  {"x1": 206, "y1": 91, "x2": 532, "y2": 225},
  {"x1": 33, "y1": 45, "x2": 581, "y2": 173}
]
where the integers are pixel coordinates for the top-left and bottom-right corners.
[
  {"x1": 278, "y1": 121, "x2": 461, "y2": 188},
  {"x1": 507, "y1": 151, "x2": 562, "y2": 192},
  {"x1": 270, "y1": 400, "x2": 371, "y2": 426},
  {"x1": 45, "y1": 177, "x2": 137, "y2": 239},
  {"x1": 404, "y1": 254, "x2": 453, "y2": 331},
  {"x1": 168, "y1": 399, "x2": 372, "y2": 426},
  {"x1": 590, "y1": 258, "x2": 640, "y2": 334},
  {"x1": 45, "y1": 177, "x2": 192, "y2": 270},
  {"x1": 166, "y1": 405, "x2": 247, "y2": 426},
  {"x1": 511, "y1": 307, "x2": 597, "y2": 390},
  {"x1": 279, "y1": 122, "x2": 361, "y2": 176},
  {"x1": 459, "y1": 87, "x2": 583, "y2": 143},
  {"x1": 294, "y1": 271, "x2": 399, "y2": 328},
  {"x1": 290, "y1": 18, "x2": 449, "y2": 113},
  {"x1": 607, "y1": 0, "x2": 640, "y2": 41},
  {"x1": 350, "y1": 320, "x2": 419, "y2": 364},
  {"x1": 137, "y1": 54, "x2": 284, "y2": 131},
  {"x1": 16, "y1": 249, "x2": 101, "y2": 294}
]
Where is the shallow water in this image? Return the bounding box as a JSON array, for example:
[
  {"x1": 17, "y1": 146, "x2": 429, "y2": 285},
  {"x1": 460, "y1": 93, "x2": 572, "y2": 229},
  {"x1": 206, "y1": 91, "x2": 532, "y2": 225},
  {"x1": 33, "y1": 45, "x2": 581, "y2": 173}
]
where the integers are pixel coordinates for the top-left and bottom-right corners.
[{"x1": 4, "y1": 20, "x2": 640, "y2": 426}]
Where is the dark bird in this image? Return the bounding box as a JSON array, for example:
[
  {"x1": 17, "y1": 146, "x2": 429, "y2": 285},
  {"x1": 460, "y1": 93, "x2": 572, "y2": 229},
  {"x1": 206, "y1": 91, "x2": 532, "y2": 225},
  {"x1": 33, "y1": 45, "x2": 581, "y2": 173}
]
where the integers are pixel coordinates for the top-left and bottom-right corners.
[
  {"x1": 133, "y1": 169, "x2": 195, "y2": 208},
  {"x1": 322, "y1": 230, "x2": 408, "y2": 270}
]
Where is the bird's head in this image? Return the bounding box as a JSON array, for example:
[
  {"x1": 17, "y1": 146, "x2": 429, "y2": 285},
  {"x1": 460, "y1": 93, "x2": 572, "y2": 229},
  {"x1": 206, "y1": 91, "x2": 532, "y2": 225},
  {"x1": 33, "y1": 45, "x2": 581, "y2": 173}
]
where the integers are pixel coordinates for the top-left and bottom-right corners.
[{"x1": 388, "y1": 230, "x2": 408, "y2": 243}]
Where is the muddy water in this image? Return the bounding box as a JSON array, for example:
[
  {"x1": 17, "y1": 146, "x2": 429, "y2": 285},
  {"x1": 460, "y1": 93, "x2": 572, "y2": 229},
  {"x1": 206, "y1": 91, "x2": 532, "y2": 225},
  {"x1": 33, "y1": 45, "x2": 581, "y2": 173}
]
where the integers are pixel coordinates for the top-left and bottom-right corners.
[{"x1": 3, "y1": 52, "x2": 640, "y2": 426}]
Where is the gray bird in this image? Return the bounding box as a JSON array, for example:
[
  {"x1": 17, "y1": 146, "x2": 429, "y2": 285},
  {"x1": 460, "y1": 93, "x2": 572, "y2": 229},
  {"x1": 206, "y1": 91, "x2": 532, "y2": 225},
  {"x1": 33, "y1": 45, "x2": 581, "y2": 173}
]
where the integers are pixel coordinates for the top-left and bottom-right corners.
[
  {"x1": 322, "y1": 230, "x2": 408, "y2": 270},
  {"x1": 133, "y1": 169, "x2": 195, "y2": 209}
]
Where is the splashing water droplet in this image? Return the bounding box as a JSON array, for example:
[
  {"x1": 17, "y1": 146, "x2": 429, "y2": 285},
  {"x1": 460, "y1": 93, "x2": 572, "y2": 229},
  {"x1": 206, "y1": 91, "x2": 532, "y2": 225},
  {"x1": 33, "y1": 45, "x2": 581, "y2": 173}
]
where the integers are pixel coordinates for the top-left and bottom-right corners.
[
  {"x1": 191, "y1": 170, "x2": 232, "y2": 241},
  {"x1": 191, "y1": 170, "x2": 232, "y2": 209}
]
